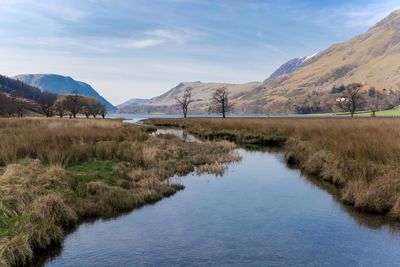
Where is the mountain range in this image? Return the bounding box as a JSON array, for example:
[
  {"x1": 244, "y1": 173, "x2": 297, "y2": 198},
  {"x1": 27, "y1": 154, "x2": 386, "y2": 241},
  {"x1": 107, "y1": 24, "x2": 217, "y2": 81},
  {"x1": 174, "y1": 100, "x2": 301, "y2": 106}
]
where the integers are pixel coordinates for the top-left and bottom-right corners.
[
  {"x1": 120, "y1": 9, "x2": 400, "y2": 114},
  {"x1": 14, "y1": 74, "x2": 116, "y2": 111}
]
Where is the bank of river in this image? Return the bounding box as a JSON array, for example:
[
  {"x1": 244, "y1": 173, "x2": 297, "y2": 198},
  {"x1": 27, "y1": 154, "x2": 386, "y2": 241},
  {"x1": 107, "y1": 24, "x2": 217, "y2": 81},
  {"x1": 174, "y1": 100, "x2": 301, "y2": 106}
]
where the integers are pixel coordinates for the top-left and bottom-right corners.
[{"x1": 39, "y1": 144, "x2": 400, "y2": 266}]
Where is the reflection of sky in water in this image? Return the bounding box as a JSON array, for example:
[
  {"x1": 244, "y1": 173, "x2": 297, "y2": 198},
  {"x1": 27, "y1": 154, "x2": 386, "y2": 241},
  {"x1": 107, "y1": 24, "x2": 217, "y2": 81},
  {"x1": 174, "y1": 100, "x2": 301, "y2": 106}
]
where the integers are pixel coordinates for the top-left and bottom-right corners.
[{"x1": 45, "y1": 149, "x2": 400, "y2": 267}]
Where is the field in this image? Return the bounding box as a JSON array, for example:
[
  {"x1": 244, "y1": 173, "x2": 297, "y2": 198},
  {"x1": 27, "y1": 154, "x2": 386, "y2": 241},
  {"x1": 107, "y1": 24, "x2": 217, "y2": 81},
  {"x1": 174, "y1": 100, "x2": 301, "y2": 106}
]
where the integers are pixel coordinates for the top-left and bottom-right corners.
[
  {"x1": 0, "y1": 118, "x2": 239, "y2": 266},
  {"x1": 146, "y1": 117, "x2": 400, "y2": 221},
  {"x1": 314, "y1": 107, "x2": 400, "y2": 117}
]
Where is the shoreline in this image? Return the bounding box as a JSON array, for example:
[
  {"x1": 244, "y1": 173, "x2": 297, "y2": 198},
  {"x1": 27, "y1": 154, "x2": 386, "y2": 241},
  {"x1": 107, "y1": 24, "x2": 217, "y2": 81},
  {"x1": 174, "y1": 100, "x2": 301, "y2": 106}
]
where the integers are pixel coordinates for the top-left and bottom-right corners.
[
  {"x1": 0, "y1": 118, "x2": 239, "y2": 267},
  {"x1": 145, "y1": 117, "x2": 400, "y2": 222}
]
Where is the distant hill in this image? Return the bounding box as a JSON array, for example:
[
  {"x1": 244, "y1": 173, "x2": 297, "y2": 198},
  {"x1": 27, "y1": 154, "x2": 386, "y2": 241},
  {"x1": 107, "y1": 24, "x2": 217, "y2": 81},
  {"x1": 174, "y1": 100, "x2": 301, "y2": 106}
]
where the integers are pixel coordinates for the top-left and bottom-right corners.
[
  {"x1": 117, "y1": 98, "x2": 150, "y2": 110},
  {"x1": 118, "y1": 81, "x2": 262, "y2": 113},
  {"x1": 14, "y1": 74, "x2": 116, "y2": 111},
  {"x1": 0, "y1": 74, "x2": 43, "y2": 101}
]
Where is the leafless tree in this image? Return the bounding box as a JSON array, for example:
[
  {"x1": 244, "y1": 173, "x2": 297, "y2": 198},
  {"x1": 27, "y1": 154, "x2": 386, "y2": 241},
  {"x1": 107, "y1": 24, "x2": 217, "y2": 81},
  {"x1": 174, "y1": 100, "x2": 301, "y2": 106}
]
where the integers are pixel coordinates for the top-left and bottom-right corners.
[
  {"x1": 65, "y1": 91, "x2": 81, "y2": 118},
  {"x1": 335, "y1": 83, "x2": 364, "y2": 117},
  {"x1": 38, "y1": 91, "x2": 57, "y2": 117},
  {"x1": 81, "y1": 97, "x2": 102, "y2": 118},
  {"x1": 210, "y1": 87, "x2": 234, "y2": 118},
  {"x1": 175, "y1": 87, "x2": 193, "y2": 118},
  {"x1": 54, "y1": 99, "x2": 67, "y2": 118},
  {"x1": 99, "y1": 104, "x2": 107, "y2": 119}
]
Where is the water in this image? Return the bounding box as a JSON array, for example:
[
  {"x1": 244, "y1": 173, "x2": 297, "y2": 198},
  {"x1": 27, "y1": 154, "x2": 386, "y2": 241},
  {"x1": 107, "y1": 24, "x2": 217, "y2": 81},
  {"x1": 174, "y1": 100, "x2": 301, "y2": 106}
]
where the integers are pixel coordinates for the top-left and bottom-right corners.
[
  {"x1": 41, "y1": 149, "x2": 400, "y2": 267},
  {"x1": 107, "y1": 113, "x2": 337, "y2": 123},
  {"x1": 152, "y1": 129, "x2": 200, "y2": 142}
]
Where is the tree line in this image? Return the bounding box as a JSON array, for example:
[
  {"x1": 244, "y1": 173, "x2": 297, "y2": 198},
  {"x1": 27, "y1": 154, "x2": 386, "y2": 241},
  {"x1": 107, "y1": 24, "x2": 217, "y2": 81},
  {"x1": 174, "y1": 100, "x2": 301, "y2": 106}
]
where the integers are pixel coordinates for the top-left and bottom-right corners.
[
  {"x1": 334, "y1": 83, "x2": 400, "y2": 117},
  {"x1": 175, "y1": 87, "x2": 234, "y2": 118},
  {"x1": 176, "y1": 83, "x2": 400, "y2": 118},
  {"x1": 0, "y1": 90, "x2": 107, "y2": 118}
]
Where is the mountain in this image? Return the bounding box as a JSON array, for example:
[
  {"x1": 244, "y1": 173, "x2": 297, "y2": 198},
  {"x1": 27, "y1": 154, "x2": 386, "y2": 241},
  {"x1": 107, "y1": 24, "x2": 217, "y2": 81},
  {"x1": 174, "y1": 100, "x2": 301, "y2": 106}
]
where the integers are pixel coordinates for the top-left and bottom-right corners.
[
  {"x1": 0, "y1": 74, "x2": 42, "y2": 100},
  {"x1": 120, "y1": 9, "x2": 400, "y2": 114},
  {"x1": 263, "y1": 53, "x2": 317, "y2": 83},
  {"x1": 118, "y1": 81, "x2": 262, "y2": 113},
  {"x1": 242, "y1": 9, "x2": 400, "y2": 113},
  {"x1": 117, "y1": 98, "x2": 150, "y2": 110},
  {"x1": 14, "y1": 74, "x2": 116, "y2": 111}
]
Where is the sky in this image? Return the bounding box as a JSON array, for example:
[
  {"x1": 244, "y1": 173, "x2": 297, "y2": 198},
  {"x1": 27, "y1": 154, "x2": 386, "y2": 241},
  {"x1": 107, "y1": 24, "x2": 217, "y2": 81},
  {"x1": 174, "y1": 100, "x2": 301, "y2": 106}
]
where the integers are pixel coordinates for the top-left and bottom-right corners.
[{"x1": 1, "y1": 0, "x2": 400, "y2": 105}]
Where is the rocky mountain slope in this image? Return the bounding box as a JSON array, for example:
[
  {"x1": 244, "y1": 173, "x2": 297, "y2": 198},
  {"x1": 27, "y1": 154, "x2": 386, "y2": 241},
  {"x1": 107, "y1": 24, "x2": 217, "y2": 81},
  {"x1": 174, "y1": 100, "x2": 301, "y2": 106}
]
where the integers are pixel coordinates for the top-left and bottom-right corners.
[
  {"x1": 14, "y1": 74, "x2": 116, "y2": 111},
  {"x1": 263, "y1": 54, "x2": 317, "y2": 83}
]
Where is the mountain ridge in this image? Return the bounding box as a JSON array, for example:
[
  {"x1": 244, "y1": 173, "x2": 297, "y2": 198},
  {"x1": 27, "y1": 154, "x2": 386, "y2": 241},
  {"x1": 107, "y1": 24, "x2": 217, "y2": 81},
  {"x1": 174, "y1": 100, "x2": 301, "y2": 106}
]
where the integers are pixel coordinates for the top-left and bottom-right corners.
[{"x1": 14, "y1": 74, "x2": 116, "y2": 111}]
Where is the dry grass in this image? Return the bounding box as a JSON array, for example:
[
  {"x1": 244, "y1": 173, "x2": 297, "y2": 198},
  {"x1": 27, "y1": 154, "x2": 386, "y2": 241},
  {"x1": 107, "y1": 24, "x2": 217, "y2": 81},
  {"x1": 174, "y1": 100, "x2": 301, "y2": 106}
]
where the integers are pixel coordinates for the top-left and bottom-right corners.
[
  {"x1": 0, "y1": 118, "x2": 238, "y2": 266},
  {"x1": 147, "y1": 117, "x2": 400, "y2": 220}
]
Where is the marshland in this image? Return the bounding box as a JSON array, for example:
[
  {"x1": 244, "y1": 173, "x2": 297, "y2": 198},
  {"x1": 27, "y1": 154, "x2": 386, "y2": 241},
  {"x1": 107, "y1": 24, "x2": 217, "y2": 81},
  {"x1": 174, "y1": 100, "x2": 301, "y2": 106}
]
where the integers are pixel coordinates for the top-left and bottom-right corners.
[
  {"x1": 3, "y1": 116, "x2": 400, "y2": 266},
  {"x1": 147, "y1": 117, "x2": 400, "y2": 218},
  {"x1": 0, "y1": 118, "x2": 239, "y2": 266}
]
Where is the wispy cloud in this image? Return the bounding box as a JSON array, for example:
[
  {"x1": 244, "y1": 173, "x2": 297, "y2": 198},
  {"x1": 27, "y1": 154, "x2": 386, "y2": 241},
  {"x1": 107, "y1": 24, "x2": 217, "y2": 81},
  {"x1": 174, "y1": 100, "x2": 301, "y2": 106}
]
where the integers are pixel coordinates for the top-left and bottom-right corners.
[
  {"x1": 126, "y1": 38, "x2": 165, "y2": 49},
  {"x1": 1, "y1": 0, "x2": 399, "y2": 103}
]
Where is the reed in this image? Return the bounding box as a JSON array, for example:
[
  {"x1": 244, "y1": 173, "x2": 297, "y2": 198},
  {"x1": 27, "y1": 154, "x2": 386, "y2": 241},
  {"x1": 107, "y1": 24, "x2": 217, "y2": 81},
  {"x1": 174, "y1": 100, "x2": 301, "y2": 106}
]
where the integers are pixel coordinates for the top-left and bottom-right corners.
[
  {"x1": 0, "y1": 118, "x2": 238, "y2": 266},
  {"x1": 147, "y1": 117, "x2": 400, "y2": 220}
]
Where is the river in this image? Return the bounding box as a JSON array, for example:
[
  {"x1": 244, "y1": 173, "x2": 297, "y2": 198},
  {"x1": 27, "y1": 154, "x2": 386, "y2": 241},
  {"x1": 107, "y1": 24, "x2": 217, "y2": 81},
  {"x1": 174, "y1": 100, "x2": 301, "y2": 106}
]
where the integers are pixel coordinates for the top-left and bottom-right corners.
[{"x1": 39, "y1": 129, "x2": 400, "y2": 266}]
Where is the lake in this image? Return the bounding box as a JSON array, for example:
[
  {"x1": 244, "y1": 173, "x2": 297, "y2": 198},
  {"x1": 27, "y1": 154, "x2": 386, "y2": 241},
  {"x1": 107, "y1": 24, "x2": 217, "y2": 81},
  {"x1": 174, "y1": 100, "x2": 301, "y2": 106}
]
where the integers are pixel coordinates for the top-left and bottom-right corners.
[
  {"x1": 107, "y1": 113, "x2": 340, "y2": 123},
  {"x1": 41, "y1": 145, "x2": 400, "y2": 266}
]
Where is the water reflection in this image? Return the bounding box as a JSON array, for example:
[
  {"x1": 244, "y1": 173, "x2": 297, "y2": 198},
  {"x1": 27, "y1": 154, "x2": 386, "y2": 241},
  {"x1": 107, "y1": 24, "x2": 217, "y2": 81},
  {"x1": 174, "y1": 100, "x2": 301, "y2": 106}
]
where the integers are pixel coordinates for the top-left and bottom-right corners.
[
  {"x1": 152, "y1": 128, "x2": 200, "y2": 142},
  {"x1": 40, "y1": 149, "x2": 400, "y2": 267}
]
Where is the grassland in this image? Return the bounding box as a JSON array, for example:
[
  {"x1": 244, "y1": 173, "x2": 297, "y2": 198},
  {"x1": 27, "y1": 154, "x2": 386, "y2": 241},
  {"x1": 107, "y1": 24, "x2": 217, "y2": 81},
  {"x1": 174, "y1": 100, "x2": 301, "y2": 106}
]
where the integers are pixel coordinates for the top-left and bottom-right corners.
[
  {"x1": 0, "y1": 118, "x2": 239, "y2": 266},
  {"x1": 146, "y1": 117, "x2": 400, "y2": 221},
  {"x1": 314, "y1": 107, "x2": 400, "y2": 117}
]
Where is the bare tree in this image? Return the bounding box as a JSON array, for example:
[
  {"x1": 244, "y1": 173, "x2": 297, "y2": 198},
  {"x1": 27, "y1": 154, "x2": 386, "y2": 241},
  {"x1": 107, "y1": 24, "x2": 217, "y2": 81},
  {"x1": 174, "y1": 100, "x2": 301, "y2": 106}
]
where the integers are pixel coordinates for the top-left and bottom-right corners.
[
  {"x1": 335, "y1": 83, "x2": 364, "y2": 117},
  {"x1": 81, "y1": 97, "x2": 102, "y2": 118},
  {"x1": 99, "y1": 104, "x2": 107, "y2": 119},
  {"x1": 175, "y1": 87, "x2": 193, "y2": 118},
  {"x1": 65, "y1": 91, "x2": 81, "y2": 118},
  {"x1": 38, "y1": 91, "x2": 57, "y2": 117},
  {"x1": 54, "y1": 99, "x2": 67, "y2": 118},
  {"x1": 210, "y1": 87, "x2": 234, "y2": 118}
]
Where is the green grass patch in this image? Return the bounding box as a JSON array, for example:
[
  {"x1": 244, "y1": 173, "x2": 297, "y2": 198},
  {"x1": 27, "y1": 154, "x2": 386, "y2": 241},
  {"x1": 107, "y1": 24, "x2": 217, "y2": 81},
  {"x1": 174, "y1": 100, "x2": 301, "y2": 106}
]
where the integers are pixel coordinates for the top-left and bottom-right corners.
[{"x1": 66, "y1": 160, "x2": 116, "y2": 186}]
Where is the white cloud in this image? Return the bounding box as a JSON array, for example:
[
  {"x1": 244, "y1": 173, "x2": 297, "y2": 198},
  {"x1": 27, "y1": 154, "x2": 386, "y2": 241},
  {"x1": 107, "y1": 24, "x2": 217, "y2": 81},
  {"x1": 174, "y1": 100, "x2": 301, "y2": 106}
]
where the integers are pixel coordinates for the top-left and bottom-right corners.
[{"x1": 126, "y1": 38, "x2": 166, "y2": 49}]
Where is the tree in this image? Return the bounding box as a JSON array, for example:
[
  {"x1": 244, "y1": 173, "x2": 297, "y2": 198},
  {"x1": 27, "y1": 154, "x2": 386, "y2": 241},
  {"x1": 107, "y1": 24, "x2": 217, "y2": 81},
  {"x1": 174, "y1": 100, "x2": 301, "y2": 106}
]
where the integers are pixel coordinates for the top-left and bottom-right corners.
[
  {"x1": 65, "y1": 91, "x2": 81, "y2": 118},
  {"x1": 99, "y1": 104, "x2": 107, "y2": 119},
  {"x1": 11, "y1": 92, "x2": 24, "y2": 118},
  {"x1": 175, "y1": 87, "x2": 193, "y2": 118},
  {"x1": 335, "y1": 83, "x2": 364, "y2": 117},
  {"x1": 54, "y1": 99, "x2": 67, "y2": 118},
  {"x1": 210, "y1": 87, "x2": 234, "y2": 118},
  {"x1": 81, "y1": 97, "x2": 102, "y2": 118},
  {"x1": 38, "y1": 91, "x2": 57, "y2": 117}
]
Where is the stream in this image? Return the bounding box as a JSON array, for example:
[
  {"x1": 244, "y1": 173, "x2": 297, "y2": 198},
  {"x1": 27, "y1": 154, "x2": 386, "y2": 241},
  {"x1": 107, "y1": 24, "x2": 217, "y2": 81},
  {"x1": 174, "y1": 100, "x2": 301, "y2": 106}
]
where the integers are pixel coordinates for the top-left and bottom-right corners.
[{"x1": 39, "y1": 129, "x2": 400, "y2": 266}]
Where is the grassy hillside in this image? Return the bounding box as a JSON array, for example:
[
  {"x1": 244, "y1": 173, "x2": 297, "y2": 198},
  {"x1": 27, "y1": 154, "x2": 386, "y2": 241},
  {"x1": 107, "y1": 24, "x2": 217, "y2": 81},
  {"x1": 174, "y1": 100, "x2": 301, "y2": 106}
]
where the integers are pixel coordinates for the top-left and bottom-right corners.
[{"x1": 245, "y1": 10, "x2": 400, "y2": 113}]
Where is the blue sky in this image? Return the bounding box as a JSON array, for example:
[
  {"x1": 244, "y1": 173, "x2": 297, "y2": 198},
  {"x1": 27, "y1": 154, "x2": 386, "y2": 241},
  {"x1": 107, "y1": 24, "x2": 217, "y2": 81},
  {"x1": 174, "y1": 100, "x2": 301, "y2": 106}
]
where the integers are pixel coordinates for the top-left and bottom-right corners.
[{"x1": 0, "y1": 0, "x2": 399, "y2": 104}]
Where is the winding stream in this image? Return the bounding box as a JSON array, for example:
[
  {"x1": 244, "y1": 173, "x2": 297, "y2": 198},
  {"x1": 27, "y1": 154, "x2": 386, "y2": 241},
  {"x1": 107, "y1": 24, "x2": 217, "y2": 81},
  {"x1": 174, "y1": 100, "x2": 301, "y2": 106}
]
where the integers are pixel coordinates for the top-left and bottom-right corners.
[{"x1": 37, "y1": 129, "x2": 400, "y2": 266}]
